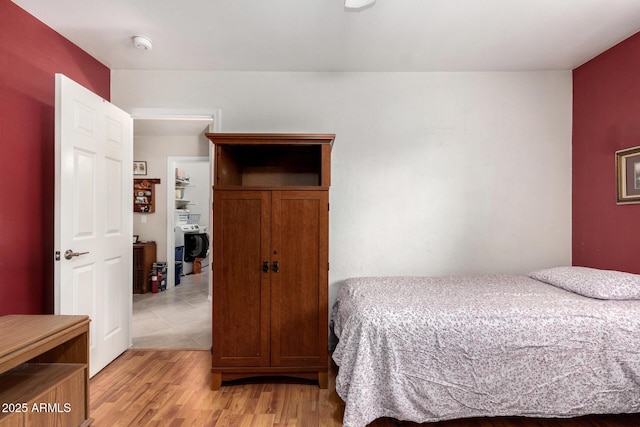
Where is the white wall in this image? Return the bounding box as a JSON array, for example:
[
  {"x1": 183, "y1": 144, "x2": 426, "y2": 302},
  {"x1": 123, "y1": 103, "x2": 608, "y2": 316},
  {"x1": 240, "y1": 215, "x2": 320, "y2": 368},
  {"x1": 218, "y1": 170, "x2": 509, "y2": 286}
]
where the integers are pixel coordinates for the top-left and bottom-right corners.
[{"x1": 114, "y1": 70, "x2": 572, "y2": 308}]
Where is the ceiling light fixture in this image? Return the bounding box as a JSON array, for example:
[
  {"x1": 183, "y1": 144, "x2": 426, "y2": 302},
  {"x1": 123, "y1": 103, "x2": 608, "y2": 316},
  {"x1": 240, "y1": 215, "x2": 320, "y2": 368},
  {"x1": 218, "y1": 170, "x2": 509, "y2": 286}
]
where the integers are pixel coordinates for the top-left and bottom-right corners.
[
  {"x1": 345, "y1": 0, "x2": 375, "y2": 9},
  {"x1": 132, "y1": 35, "x2": 153, "y2": 51}
]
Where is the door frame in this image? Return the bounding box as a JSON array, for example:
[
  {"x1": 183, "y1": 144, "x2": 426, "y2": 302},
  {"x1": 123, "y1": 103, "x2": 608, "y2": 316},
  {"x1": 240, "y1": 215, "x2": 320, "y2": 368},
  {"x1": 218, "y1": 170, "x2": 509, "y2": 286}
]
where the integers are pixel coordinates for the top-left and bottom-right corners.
[
  {"x1": 129, "y1": 107, "x2": 221, "y2": 301},
  {"x1": 167, "y1": 155, "x2": 209, "y2": 289}
]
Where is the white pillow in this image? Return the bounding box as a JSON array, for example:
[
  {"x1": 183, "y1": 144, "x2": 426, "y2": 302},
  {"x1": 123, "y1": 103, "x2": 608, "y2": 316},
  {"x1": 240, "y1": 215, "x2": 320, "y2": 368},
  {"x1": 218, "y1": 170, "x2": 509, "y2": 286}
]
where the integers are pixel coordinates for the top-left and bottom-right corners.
[{"x1": 528, "y1": 266, "x2": 640, "y2": 300}]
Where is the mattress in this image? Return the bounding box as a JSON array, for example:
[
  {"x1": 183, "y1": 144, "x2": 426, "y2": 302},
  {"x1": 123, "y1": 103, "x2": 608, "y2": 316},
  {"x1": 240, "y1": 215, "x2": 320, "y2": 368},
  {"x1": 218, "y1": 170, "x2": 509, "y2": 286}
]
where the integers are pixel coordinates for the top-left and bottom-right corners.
[{"x1": 331, "y1": 273, "x2": 640, "y2": 427}]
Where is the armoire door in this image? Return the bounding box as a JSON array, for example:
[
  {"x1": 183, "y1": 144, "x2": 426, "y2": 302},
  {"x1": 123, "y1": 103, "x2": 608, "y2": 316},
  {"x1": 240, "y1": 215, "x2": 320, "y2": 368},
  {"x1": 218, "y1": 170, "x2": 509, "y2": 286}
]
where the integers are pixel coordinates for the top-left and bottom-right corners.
[
  {"x1": 270, "y1": 191, "x2": 329, "y2": 367},
  {"x1": 212, "y1": 190, "x2": 271, "y2": 367}
]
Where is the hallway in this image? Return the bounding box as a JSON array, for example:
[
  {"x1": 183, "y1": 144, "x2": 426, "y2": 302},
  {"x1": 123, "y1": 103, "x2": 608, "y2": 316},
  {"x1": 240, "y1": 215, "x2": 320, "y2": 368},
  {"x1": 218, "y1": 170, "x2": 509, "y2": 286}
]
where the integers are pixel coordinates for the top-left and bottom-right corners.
[{"x1": 132, "y1": 271, "x2": 211, "y2": 349}]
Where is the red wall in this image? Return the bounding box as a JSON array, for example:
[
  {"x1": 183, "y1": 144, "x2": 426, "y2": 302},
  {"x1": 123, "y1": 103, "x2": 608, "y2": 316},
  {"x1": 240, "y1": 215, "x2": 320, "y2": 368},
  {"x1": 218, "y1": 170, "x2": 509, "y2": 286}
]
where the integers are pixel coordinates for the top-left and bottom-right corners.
[
  {"x1": 0, "y1": 0, "x2": 110, "y2": 314},
  {"x1": 573, "y1": 31, "x2": 640, "y2": 274}
]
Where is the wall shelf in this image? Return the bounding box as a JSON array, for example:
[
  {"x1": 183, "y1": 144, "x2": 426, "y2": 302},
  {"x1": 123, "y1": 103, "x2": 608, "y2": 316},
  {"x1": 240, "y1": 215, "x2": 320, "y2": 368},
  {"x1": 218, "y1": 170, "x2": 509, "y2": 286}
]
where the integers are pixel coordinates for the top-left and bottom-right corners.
[{"x1": 134, "y1": 178, "x2": 161, "y2": 213}]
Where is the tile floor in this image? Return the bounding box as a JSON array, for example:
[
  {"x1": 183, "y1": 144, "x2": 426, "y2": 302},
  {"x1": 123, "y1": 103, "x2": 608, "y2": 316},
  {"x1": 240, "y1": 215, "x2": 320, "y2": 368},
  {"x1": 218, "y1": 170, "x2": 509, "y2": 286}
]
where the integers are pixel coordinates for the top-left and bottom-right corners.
[{"x1": 132, "y1": 271, "x2": 211, "y2": 349}]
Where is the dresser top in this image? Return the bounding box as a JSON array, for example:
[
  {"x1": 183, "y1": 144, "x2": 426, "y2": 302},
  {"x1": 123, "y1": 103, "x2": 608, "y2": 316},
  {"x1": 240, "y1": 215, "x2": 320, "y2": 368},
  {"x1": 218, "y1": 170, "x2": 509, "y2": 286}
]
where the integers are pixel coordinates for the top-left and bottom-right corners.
[{"x1": 0, "y1": 315, "x2": 90, "y2": 359}]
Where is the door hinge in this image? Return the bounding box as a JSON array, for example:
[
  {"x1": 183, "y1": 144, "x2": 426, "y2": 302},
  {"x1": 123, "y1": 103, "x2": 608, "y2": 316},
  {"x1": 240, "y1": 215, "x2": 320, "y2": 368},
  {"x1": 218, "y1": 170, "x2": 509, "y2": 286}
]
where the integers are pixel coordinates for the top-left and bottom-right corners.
[{"x1": 55, "y1": 251, "x2": 61, "y2": 261}]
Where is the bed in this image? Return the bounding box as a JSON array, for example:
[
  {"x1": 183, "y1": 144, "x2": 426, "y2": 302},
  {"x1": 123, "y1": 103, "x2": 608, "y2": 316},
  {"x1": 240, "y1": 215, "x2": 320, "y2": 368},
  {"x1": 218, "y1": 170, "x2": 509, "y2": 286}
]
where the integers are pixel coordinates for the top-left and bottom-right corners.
[{"x1": 330, "y1": 267, "x2": 640, "y2": 427}]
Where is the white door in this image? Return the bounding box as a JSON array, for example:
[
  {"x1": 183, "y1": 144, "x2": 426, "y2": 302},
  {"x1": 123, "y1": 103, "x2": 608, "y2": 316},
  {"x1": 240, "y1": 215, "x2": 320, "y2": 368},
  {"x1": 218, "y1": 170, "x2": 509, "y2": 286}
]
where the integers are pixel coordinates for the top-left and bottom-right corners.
[{"x1": 54, "y1": 74, "x2": 132, "y2": 377}]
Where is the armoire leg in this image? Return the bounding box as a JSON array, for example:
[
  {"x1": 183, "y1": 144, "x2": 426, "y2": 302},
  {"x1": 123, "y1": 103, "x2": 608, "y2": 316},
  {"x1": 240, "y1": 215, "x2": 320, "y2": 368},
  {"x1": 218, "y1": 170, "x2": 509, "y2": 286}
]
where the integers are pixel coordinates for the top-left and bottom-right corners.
[{"x1": 211, "y1": 372, "x2": 222, "y2": 390}]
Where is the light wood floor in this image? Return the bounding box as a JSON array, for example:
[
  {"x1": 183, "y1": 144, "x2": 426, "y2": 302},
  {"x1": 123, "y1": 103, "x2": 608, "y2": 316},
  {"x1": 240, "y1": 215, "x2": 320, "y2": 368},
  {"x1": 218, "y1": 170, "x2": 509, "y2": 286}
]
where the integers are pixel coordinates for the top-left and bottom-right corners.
[{"x1": 89, "y1": 350, "x2": 640, "y2": 427}]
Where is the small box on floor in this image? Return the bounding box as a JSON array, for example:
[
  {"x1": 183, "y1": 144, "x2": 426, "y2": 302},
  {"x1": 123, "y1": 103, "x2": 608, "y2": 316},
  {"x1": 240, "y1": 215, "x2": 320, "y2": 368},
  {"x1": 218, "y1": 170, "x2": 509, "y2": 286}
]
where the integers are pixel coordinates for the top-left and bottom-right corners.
[{"x1": 193, "y1": 258, "x2": 202, "y2": 274}]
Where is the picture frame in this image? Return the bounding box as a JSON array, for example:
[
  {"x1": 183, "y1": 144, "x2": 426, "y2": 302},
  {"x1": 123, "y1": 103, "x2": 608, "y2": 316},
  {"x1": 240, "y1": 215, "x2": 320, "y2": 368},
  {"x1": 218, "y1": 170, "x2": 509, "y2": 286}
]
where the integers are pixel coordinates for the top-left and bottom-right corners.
[
  {"x1": 133, "y1": 235, "x2": 139, "y2": 244},
  {"x1": 133, "y1": 161, "x2": 147, "y2": 176},
  {"x1": 615, "y1": 146, "x2": 640, "y2": 204}
]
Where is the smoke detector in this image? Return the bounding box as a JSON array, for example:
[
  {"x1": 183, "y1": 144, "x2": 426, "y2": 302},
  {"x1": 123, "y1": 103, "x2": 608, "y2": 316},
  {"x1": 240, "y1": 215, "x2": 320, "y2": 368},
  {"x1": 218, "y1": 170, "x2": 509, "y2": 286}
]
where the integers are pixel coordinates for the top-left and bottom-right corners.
[{"x1": 132, "y1": 35, "x2": 153, "y2": 51}]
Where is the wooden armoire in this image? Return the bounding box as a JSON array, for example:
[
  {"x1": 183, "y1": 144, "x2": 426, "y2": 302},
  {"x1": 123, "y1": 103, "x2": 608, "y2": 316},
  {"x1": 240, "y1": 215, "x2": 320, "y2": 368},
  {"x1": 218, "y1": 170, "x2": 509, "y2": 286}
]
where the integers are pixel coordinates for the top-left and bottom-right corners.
[{"x1": 206, "y1": 133, "x2": 334, "y2": 390}]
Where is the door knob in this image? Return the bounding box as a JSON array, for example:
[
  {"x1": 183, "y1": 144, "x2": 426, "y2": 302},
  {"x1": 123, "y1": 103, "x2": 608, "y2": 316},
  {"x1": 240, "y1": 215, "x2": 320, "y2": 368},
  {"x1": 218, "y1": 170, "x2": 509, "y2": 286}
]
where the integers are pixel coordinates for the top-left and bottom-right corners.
[{"x1": 64, "y1": 249, "x2": 89, "y2": 260}]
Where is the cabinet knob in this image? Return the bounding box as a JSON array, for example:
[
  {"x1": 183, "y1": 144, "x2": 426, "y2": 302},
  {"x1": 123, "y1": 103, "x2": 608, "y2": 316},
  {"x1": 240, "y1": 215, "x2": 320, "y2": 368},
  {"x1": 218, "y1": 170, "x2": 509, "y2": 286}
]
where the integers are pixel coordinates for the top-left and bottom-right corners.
[
  {"x1": 262, "y1": 261, "x2": 269, "y2": 273},
  {"x1": 272, "y1": 261, "x2": 279, "y2": 273}
]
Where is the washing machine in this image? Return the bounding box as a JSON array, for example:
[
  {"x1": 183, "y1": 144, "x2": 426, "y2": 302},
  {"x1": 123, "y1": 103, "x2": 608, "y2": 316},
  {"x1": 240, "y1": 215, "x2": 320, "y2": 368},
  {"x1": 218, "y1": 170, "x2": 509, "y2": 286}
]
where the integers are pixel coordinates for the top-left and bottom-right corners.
[{"x1": 175, "y1": 224, "x2": 208, "y2": 275}]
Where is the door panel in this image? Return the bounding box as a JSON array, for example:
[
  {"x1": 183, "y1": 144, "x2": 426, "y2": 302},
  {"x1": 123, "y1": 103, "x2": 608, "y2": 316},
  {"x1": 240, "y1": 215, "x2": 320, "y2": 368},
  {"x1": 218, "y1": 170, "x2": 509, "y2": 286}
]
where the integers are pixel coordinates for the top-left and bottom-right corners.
[
  {"x1": 270, "y1": 191, "x2": 328, "y2": 367},
  {"x1": 72, "y1": 263, "x2": 97, "y2": 352},
  {"x1": 212, "y1": 191, "x2": 271, "y2": 367},
  {"x1": 105, "y1": 158, "x2": 124, "y2": 234},
  {"x1": 104, "y1": 257, "x2": 124, "y2": 339},
  {"x1": 74, "y1": 150, "x2": 96, "y2": 238},
  {"x1": 55, "y1": 74, "x2": 132, "y2": 377}
]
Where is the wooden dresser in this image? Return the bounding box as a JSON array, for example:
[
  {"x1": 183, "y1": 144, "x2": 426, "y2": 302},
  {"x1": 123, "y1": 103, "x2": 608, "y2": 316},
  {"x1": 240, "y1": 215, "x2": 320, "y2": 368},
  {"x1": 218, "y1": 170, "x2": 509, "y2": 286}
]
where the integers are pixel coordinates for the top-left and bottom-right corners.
[
  {"x1": 133, "y1": 242, "x2": 156, "y2": 294},
  {"x1": 0, "y1": 315, "x2": 91, "y2": 427},
  {"x1": 206, "y1": 133, "x2": 333, "y2": 390}
]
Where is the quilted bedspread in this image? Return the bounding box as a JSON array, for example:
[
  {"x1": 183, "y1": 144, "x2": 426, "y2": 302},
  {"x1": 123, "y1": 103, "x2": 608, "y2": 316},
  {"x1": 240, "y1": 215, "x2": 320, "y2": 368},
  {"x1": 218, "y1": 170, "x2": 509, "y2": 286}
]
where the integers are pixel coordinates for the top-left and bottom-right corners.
[{"x1": 331, "y1": 275, "x2": 640, "y2": 427}]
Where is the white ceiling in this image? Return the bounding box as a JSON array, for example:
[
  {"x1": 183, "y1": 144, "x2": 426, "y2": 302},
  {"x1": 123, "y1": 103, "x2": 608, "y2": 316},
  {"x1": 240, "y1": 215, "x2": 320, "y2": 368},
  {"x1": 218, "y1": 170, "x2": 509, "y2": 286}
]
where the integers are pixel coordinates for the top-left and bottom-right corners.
[{"x1": 11, "y1": 0, "x2": 640, "y2": 72}]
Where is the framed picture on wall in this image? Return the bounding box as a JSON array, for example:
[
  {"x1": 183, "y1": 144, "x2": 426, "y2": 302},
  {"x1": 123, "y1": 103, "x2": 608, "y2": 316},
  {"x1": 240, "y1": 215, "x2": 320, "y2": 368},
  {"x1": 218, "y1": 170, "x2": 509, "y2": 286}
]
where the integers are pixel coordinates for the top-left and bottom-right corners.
[
  {"x1": 133, "y1": 161, "x2": 147, "y2": 176},
  {"x1": 616, "y1": 146, "x2": 640, "y2": 204}
]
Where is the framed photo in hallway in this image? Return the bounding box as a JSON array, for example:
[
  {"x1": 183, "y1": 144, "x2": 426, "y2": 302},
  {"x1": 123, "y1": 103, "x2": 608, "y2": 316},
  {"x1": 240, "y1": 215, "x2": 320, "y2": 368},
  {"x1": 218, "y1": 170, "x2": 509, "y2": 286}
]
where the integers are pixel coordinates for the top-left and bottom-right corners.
[{"x1": 133, "y1": 161, "x2": 147, "y2": 176}]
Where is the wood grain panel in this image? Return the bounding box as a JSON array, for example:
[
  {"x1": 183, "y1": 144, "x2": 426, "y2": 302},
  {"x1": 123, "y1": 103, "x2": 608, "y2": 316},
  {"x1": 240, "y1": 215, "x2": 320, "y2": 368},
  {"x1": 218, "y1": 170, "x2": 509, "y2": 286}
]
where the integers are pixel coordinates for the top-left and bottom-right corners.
[
  {"x1": 212, "y1": 191, "x2": 271, "y2": 367},
  {"x1": 23, "y1": 366, "x2": 85, "y2": 427},
  {"x1": 271, "y1": 191, "x2": 329, "y2": 368},
  {"x1": 0, "y1": 316, "x2": 90, "y2": 426}
]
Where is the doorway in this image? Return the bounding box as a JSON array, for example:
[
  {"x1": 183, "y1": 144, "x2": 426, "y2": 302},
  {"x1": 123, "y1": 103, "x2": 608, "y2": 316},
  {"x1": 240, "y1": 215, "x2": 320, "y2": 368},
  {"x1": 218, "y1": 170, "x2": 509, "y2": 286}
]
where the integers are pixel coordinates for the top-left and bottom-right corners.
[{"x1": 129, "y1": 111, "x2": 218, "y2": 349}]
